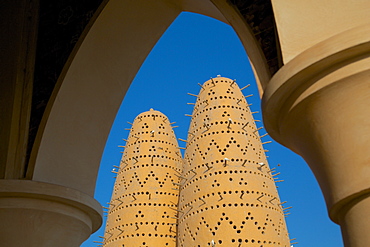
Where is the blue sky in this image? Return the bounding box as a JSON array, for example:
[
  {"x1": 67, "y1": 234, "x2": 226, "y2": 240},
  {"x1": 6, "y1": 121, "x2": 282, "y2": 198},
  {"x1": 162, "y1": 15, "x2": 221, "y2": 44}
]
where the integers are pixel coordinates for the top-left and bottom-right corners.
[{"x1": 82, "y1": 12, "x2": 343, "y2": 247}]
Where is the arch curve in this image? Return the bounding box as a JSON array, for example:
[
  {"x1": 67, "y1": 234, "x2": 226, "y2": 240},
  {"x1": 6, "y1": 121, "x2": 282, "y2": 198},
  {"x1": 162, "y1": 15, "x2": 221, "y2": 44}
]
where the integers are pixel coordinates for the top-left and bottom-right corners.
[{"x1": 30, "y1": 0, "x2": 269, "y2": 196}]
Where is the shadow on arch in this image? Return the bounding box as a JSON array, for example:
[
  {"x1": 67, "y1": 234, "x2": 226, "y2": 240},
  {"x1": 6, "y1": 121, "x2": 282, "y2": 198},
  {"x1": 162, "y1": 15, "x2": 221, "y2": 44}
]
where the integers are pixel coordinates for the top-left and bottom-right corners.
[{"x1": 30, "y1": 0, "x2": 269, "y2": 203}]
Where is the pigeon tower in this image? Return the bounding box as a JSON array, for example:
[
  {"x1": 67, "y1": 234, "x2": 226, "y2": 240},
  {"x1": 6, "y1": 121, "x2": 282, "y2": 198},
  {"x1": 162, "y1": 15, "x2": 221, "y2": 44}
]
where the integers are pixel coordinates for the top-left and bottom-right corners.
[
  {"x1": 177, "y1": 77, "x2": 290, "y2": 246},
  {"x1": 103, "y1": 109, "x2": 183, "y2": 247}
]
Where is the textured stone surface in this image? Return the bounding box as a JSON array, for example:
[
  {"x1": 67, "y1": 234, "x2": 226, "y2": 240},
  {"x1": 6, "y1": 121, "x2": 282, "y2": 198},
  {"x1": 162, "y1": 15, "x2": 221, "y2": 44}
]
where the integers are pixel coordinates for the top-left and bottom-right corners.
[
  {"x1": 177, "y1": 77, "x2": 289, "y2": 246},
  {"x1": 103, "y1": 109, "x2": 182, "y2": 246}
]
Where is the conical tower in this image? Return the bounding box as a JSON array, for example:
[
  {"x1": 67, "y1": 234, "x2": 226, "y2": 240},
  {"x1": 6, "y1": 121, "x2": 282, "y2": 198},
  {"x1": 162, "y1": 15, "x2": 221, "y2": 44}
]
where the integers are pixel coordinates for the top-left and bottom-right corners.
[
  {"x1": 177, "y1": 77, "x2": 290, "y2": 246},
  {"x1": 103, "y1": 109, "x2": 183, "y2": 247}
]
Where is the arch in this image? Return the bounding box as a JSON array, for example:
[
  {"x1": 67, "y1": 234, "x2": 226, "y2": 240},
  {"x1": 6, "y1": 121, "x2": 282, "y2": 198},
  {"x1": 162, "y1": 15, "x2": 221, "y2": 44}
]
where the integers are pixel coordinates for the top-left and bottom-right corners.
[{"x1": 29, "y1": 0, "x2": 269, "y2": 196}]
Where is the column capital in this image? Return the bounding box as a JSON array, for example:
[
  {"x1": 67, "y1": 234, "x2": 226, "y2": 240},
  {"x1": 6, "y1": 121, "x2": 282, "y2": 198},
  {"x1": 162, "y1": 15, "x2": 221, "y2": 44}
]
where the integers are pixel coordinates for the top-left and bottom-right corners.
[
  {"x1": 262, "y1": 24, "x2": 370, "y2": 224},
  {"x1": 0, "y1": 179, "x2": 102, "y2": 247},
  {"x1": 263, "y1": 23, "x2": 370, "y2": 145}
]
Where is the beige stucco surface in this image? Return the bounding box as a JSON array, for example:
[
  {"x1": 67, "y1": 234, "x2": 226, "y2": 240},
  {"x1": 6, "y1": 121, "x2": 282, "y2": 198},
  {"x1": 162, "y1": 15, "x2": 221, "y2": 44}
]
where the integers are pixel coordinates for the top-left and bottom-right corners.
[
  {"x1": 272, "y1": 0, "x2": 370, "y2": 63},
  {"x1": 0, "y1": 180, "x2": 102, "y2": 247}
]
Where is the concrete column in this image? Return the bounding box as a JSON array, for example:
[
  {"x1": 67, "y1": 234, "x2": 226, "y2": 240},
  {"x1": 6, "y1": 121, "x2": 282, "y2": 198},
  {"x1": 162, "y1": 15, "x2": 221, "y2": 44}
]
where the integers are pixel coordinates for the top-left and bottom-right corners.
[
  {"x1": 0, "y1": 0, "x2": 39, "y2": 179},
  {"x1": 0, "y1": 180, "x2": 102, "y2": 247},
  {"x1": 262, "y1": 25, "x2": 370, "y2": 246}
]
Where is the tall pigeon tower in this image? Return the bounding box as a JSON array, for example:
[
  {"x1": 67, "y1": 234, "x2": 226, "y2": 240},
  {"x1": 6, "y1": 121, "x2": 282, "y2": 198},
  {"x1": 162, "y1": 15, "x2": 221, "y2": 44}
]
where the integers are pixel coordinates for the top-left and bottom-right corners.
[
  {"x1": 177, "y1": 77, "x2": 290, "y2": 246},
  {"x1": 103, "y1": 109, "x2": 183, "y2": 247}
]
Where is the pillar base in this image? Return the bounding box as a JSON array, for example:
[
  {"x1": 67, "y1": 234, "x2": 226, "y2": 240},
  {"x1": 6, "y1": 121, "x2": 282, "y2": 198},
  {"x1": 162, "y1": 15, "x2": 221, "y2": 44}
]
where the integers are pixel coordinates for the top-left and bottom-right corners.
[{"x1": 0, "y1": 180, "x2": 102, "y2": 247}]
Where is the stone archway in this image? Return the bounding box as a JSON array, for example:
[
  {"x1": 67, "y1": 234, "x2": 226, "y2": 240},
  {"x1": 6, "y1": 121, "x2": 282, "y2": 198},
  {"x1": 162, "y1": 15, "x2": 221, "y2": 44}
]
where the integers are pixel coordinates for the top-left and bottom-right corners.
[
  {"x1": 21, "y1": 1, "x2": 270, "y2": 246},
  {"x1": 2, "y1": 0, "x2": 369, "y2": 246},
  {"x1": 30, "y1": 0, "x2": 267, "y2": 199}
]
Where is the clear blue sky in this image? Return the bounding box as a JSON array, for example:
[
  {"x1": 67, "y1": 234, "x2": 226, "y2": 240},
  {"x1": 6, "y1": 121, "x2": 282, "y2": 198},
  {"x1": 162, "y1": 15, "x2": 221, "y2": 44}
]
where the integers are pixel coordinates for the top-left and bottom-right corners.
[{"x1": 82, "y1": 12, "x2": 343, "y2": 247}]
